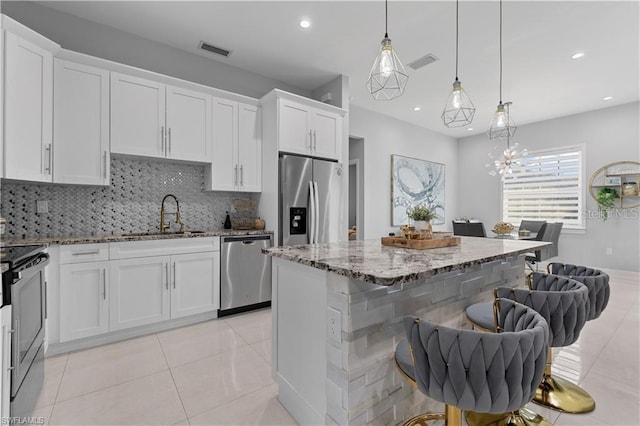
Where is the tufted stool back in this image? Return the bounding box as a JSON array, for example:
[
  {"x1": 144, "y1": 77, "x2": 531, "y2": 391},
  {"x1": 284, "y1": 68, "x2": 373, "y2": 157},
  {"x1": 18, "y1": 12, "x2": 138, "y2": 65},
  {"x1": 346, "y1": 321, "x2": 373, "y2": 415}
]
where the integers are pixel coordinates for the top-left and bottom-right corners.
[
  {"x1": 401, "y1": 299, "x2": 548, "y2": 414},
  {"x1": 496, "y1": 272, "x2": 588, "y2": 348},
  {"x1": 547, "y1": 262, "x2": 610, "y2": 320}
]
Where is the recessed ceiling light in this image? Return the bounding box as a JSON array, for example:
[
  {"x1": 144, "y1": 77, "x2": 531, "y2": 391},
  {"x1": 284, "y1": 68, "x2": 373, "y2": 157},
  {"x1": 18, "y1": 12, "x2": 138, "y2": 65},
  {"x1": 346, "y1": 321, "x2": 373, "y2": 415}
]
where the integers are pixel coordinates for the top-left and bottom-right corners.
[
  {"x1": 603, "y1": 96, "x2": 613, "y2": 101},
  {"x1": 467, "y1": 128, "x2": 473, "y2": 131},
  {"x1": 299, "y1": 19, "x2": 311, "y2": 29},
  {"x1": 413, "y1": 106, "x2": 421, "y2": 111},
  {"x1": 571, "y1": 52, "x2": 585, "y2": 59}
]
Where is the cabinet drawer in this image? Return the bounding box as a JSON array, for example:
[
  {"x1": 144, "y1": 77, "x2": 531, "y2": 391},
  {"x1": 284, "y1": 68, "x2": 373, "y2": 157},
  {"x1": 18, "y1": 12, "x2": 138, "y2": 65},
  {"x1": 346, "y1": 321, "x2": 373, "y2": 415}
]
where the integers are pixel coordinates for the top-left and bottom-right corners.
[
  {"x1": 60, "y1": 243, "x2": 109, "y2": 264},
  {"x1": 110, "y1": 237, "x2": 220, "y2": 260}
]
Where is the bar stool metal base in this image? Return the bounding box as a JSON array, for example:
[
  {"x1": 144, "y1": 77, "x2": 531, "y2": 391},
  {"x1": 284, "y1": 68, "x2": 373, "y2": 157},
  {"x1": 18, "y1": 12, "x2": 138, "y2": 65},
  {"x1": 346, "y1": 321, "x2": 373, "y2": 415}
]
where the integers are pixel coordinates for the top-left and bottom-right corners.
[
  {"x1": 466, "y1": 407, "x2": 551, "y2": 426},
  {"x1": 403, "y1": 405, "x2": 460, "y2": 426},
  {"x1": 533, "y1": 373, "x2": 596, "y2": 413}
]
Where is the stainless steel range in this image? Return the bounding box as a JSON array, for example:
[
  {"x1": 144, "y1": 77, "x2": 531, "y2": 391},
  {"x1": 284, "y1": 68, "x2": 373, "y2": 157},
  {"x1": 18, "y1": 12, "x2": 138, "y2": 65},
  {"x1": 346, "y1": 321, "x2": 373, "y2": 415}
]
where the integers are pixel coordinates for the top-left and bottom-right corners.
[{"x1": 1, "y1": 245, "x2": 49, "y2": 418}]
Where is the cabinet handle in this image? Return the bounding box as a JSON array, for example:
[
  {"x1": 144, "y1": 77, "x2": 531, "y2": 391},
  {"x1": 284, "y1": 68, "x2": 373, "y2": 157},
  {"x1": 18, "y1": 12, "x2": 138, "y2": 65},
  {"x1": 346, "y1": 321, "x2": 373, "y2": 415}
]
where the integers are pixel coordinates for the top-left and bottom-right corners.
[
  {"x1": 168, "y1": 128, "x2": 172, "y2": 154},
  {"x1": 103, "y1": 151, "x2": 108, "y2": 179},
  {"x1": 72, "y1": 250, "x2": 100, "y2": 256},
  {"x1": 44, "y1": 144, "x2": 52, "y2": 174},
  {"x1": 240, "y1": 165, "x2": 244, "y2": 186},
  {"x1": 165, "y1": 263, "x2": 169, "y2": 290},
  {"x1": 173, "y1": 262, "x2": 176, "y2": 289},
  {"x1": 234, "y1": 165, "x2": 238, "y2": 186},
  {"x1": 102, "y1": 269, "x2": 106, "y2": 300},
  {"x1": 161, "y1": 126, "x2": 165, "y2": 154},
  {"x1": 309, "y1": 130, "x2": 313, "y2": 150},
  {"x1": 313, "y1": 130, "x2": 317, "y2": 151}
]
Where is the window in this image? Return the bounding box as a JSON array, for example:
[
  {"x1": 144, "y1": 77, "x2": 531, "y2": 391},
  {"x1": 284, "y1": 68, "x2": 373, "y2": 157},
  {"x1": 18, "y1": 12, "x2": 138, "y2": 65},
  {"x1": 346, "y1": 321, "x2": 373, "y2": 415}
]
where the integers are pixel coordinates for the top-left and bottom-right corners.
[{"x1": 502, "y1": 145, "x2": 584, "y2": 229}]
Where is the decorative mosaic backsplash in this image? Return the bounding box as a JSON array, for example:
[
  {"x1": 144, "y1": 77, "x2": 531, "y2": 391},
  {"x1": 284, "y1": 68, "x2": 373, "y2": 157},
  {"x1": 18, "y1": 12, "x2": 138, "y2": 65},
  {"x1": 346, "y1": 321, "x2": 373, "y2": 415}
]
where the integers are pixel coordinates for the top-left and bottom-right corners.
[{"x1": 0, "y1": 157, "x2": 258, "y2": 238}]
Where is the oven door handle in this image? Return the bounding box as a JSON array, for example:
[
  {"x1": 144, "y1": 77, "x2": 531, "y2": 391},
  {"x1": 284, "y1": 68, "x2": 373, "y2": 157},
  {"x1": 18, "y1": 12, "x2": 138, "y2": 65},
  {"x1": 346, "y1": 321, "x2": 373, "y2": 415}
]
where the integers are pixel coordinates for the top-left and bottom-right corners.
[{"x1": 11, "y1": 319, "x2": 19, "y2": 381}]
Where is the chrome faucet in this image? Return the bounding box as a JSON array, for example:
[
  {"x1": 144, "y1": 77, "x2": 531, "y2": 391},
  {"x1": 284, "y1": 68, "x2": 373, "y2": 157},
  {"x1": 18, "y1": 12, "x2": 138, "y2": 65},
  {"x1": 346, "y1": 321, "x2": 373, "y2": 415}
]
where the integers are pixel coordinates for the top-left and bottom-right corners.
[{"x1": 160, "y1": 194, "x2": 184, "y2": 233}]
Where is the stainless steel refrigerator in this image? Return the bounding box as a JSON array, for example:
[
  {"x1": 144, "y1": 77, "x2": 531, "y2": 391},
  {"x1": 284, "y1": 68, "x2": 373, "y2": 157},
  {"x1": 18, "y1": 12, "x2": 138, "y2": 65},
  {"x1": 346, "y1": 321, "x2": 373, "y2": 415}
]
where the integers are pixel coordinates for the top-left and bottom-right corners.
[{"x1": 279, "y1": 154, "x2": 343, "y2": 246}]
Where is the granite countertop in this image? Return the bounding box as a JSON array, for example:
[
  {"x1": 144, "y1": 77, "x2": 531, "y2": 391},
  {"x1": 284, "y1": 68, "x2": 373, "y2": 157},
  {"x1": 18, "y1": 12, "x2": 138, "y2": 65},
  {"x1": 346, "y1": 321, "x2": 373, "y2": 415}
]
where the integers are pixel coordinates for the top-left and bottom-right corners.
[
  {"x1": 264, "y1": 237, "x2": 551, "y2": 286},
  {"x1": 2, "y1": 229, "x2": 273, "y2": 246}
]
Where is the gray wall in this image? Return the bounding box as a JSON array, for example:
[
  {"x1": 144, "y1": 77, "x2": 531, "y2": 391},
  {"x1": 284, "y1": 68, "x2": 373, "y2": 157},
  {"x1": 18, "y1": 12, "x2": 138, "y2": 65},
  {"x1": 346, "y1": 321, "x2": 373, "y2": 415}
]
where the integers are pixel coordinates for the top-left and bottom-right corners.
[
  {"x1": 349, "y1": 106, "x2": 458, "y2": 239},
  {"x1": 1, "y1": 1, "x2": 308, "y2": 99},
  {"x1": 457, "y1": 102, "x2": 640, "y2": 272}
]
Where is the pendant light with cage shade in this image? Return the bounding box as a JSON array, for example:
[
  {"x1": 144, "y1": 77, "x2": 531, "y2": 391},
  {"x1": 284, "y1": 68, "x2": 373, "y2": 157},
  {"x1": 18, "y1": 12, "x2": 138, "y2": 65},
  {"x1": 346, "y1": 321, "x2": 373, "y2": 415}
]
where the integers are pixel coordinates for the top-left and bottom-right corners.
[
  {"x1": 366, "y1": 0, "x2": 408, "y2": 100},
  {"x1": 441, "y1": 0, "x2": 475, "y2": 127},
  {"x1": 487, "y1": 0, "x2": 517, "y2": 140}
]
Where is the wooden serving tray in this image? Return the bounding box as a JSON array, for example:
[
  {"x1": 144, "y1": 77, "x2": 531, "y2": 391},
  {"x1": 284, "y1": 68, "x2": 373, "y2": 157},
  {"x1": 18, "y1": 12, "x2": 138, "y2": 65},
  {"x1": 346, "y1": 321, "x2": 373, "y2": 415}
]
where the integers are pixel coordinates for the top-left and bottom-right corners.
[{"x1": 381, "y1": 236, "x2": 461, "y2": 249}]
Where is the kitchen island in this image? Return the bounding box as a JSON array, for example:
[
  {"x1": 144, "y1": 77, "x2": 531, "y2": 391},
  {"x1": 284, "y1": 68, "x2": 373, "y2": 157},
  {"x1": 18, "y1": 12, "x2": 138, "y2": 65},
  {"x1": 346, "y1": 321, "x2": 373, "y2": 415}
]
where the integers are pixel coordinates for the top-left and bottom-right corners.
[{"x1": 264, "y1": 237, "x2": 551, "y2": 425}]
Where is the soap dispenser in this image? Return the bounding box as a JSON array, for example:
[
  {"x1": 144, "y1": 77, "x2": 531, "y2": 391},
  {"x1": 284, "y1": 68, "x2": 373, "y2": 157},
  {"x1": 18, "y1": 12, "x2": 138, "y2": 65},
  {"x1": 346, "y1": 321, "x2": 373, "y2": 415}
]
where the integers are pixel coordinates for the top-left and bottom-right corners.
[{"x1": 223, "y1": 211, "x2": 232, "y2": 229}]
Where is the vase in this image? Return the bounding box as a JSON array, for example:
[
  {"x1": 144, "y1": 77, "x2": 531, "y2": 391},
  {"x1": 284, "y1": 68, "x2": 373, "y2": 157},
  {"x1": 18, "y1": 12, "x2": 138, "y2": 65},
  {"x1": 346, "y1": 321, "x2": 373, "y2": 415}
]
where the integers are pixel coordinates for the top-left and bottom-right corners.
[{"x1": 413, "y1": 221, "x2": 433, "y2": 239}]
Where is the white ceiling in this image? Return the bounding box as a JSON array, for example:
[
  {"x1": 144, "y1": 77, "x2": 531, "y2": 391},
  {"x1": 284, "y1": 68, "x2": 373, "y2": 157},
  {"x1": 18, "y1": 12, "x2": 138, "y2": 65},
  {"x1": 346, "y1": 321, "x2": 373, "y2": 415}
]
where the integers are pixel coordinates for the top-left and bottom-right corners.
[{"x1": 35, "y1": 1, "x2": 639, "y2": 139}]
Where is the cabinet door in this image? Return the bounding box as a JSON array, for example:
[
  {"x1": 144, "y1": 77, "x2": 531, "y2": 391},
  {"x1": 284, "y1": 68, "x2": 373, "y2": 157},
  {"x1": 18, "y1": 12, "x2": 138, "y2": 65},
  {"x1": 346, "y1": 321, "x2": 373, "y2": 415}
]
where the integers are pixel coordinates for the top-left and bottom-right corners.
[
  {"x1": 209, "y1": 97, "x2": 238, "y2": 191},
  {"x1": 311, "y1": 110, "x2": 340, "y2": 160},
  {"x1": 110, "y1": 72, "x2": 165, "y2": 158},
  {"x1": 166, "y1": 86, "x2": 212, "y2": 162},
  {"x1": 278, "y1": 99, "x2": 311, "y2": 156},
  {"x1": 59, "y1": 262, "x2": 109, "y2": 342},
  {"x1": 238, "y1": 103, "x2": 262, "y2": 192},
  {"x1": 109, "y1": 256, "x2": 170, "y2": 331},
  {"x1": 4, "y1": 32, "x2": 53, "y2": 182},
  {"x1": 170, "y1": 252, "x2": 220, "y2": 318},
  {"x1": 53, "y1": 59, "x2": 109, "y2": 185}
]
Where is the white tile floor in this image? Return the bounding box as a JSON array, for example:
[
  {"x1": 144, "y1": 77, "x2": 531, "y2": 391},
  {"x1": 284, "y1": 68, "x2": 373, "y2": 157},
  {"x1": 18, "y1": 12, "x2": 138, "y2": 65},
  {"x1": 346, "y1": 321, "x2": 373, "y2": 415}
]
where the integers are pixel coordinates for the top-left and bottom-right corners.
[{"x1": 33, "y1": 269, "x2": 638, "y2": 425}]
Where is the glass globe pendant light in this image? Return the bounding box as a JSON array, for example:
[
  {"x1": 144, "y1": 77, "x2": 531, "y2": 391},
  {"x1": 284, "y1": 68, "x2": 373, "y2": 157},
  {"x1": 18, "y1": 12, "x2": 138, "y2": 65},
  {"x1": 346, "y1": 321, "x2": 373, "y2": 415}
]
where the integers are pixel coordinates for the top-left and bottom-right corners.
[
  {"x1": 366, "y1": 0, "x2": 408, "y2": 101},
  {"x1": 487, "y1": 0, "x2": 517, "y2": 140},
  {"x1": 442, "y1": 0, "x2": 475, "y2": 127}
]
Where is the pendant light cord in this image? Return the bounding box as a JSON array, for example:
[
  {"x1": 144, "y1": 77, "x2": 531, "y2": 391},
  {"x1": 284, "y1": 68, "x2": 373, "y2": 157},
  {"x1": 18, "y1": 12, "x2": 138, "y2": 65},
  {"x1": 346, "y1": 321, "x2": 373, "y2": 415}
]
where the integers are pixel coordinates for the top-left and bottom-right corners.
[
  {"x1": 385, "y1": 0, "x2": 389, "y2": 38},
  {"x1": 455, "y1": 0, "x2": 459, "y2": 80},
  {"x1": 499, "y1": 0, "x2": 503, "y2": 103}
]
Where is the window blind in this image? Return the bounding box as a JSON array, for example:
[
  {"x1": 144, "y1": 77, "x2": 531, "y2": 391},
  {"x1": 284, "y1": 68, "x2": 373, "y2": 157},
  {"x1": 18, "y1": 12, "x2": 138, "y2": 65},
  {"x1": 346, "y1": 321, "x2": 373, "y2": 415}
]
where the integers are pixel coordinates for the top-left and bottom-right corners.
[{"x1": 502, "y1": 146, "x2": 584, "y2": 229}]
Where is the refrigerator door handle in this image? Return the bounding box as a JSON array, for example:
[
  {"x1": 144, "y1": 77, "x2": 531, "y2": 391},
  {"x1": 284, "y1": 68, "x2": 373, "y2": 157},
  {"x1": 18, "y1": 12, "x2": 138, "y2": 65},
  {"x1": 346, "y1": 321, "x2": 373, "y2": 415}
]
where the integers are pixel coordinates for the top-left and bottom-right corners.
[
  {"x1": 309, "y1": 181, "x2": 316, "y2": 244},
  {"x1": 313, "y1": 181, "x2": 320, "y2": 243}
]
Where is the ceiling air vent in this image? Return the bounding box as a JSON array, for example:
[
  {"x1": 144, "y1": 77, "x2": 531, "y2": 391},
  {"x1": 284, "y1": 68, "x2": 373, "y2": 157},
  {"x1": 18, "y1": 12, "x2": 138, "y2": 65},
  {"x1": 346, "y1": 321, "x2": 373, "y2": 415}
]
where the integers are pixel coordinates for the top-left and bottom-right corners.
[
  {"x1": 407, "y1": 54, "x2": 439, "y2": 70},
  {"x1": 199, "y1": 41, "x2": 231, "y2": 57}
]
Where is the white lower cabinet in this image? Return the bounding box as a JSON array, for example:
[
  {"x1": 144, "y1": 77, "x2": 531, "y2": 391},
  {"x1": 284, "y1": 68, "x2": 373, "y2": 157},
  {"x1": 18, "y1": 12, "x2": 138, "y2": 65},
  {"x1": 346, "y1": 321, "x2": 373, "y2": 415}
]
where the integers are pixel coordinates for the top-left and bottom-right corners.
[
  {"x1": 171, "y1": 252, "x2": 220, "y2": 318},
  {"x1": 55, "y1": 238, "x2": 220, "y2": 344},
  {"x1": 59, "y1": 262, "x2": 109, "y2": 342},
  {"x1": 109, "y1": 256, "x2": 170, "y2": 331}
]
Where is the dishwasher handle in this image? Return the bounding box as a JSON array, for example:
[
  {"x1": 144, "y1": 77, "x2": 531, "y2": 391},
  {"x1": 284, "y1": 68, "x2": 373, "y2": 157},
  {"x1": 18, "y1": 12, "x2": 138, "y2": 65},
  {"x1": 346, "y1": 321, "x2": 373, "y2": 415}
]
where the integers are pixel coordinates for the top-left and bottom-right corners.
[{"x1": 222, "y1": 235, "x2": 272, "y2": 243}]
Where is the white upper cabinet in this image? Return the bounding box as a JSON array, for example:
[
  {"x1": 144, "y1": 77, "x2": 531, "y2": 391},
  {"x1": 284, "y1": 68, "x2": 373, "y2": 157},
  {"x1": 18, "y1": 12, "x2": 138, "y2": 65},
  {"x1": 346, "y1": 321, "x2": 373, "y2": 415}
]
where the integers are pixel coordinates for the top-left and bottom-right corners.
[
  {"x1": 237, "y1": 103, "x2": 262, "y2": 192},
  {"x1": 278, "y1": 99, "x2": 311, "y2": 156},
  {"x1": 271, "y1": 94, "x2": 343, "y2": 161},
  {"x1": 208, "y1": 97, "x2": 261, "y2": 192},
  {"x1": 166, "y1": 86, "x2": 212, "y2": 162},
  {"x1": 111, "y1": 72, "x2": 212, "y2": 162},
  {"x1": 53, "y1": 59, "x2": 110, "y2": 185},
  {"x1": 3, "y1": 26, "x2": 58, "y2": 182},
  {"x1": 310, "y1": 110, "x2": 340, "y2": 160},
  {"x1": 110, "y1": 72, "x2": 165, "y2": 158}
]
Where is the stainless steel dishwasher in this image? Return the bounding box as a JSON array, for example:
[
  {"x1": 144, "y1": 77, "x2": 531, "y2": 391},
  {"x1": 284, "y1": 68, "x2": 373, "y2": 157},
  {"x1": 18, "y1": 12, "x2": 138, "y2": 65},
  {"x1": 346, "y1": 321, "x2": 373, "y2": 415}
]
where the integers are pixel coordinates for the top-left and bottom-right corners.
[{"x1": 220, "y1": 235, "x2": 272, "y2": 316}]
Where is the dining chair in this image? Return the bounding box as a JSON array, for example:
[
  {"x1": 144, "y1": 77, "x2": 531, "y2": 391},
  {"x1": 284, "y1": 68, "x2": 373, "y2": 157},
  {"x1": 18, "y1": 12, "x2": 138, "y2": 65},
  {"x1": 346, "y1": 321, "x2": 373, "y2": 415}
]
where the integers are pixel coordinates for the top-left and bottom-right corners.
[
  {"x1": 452, "y1": 221, "x2": 486, "y2": 237},
  {"x1": 519, "y1": 220, "x2": 547, "y2": 234},
  {"x1": 525, "y1": 222, "x2": 562, "y2": 271}
]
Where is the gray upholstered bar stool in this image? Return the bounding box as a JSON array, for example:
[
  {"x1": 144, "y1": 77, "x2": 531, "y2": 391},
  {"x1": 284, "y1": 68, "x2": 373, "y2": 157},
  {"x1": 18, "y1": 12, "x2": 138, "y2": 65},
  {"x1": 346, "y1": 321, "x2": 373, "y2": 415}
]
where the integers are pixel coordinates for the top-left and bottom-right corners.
[
  {"x1": 547, "y1": 262, "x2": 610, "y2": 320},
  {"x1": 395, "y1": 299, "x2": 551, "y2": 426},
  {"x1": 465, "y1": 272, "x2": 593, "y2": 415}
]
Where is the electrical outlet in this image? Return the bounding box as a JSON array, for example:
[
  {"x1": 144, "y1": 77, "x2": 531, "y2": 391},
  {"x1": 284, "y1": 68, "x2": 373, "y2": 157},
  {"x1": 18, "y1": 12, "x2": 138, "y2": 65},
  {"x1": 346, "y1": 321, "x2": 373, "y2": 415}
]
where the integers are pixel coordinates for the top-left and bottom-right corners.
[
  {"x1": 327, "y1": 307, "x2": 342, "y2": 343},
  {"x1": 36, "y1": 200, "x2": 49, "y2": 214},
  {"x1": 606, "y1": 247, "x2": 613, "y2": 255}
]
